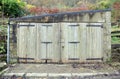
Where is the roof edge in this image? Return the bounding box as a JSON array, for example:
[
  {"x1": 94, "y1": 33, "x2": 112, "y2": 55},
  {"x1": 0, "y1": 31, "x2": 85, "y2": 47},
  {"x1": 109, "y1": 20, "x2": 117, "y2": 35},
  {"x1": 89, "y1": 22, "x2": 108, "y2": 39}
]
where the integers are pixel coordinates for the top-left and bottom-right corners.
[{"x1": 9, "y1": 9, "x2": 111, "y2": 22}]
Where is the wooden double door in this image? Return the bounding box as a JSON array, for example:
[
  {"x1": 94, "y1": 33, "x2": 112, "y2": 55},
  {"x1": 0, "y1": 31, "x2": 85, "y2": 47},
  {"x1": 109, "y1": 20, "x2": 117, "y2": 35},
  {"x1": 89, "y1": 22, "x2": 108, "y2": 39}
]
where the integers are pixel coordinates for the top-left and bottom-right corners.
[{"x1": 17, "y1": 23, "x2": 103, "y2": 63}]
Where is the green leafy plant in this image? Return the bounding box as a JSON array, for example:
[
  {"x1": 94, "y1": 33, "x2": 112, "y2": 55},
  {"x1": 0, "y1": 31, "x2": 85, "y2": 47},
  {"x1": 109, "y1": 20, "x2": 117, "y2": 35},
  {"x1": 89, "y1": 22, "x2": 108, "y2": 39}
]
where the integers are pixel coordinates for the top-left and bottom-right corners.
[
  {"x1": 0, "y1": 42, "x2": 6, "y2": 54},
  {"x1": 0, "y1": 0, "x2": 26, "y2": 17},
  {"x1": 0, "y1": 25, "x2": 7, "y2": 36},
  {"x1": 112, "y1": 37, "x2": 120, "y2": 44},
  {"x1": 0, "y1": 25, "x2": 7, "y2": 62}
]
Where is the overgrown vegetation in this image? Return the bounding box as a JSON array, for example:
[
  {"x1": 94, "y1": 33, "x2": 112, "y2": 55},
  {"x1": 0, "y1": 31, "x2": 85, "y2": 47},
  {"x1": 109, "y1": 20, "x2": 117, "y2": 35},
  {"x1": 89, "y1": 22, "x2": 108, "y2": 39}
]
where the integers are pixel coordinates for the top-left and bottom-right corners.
[
  {"x1": 0, "y1": 0, "x2": 26, "y2": 17},
  {"x1": 111, "y1": 24, "x2": 120, "y2": 62},
  {"x1": 0, "y1": 25, "x2": 7, "y2": 63},
  {"x1": 0, "y1": 0, "x2": 27, "y2": 64},
  {"x1": 112, "y1": 37, "x2": 120, "y2": 44},
  {"x1": 111, "y1": 24, "x2": 120, "y2": 44}
]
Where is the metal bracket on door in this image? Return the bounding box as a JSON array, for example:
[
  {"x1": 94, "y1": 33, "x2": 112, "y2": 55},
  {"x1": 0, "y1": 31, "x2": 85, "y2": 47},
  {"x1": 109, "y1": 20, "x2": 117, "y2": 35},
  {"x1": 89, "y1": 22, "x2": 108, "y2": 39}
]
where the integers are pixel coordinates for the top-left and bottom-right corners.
[
  {"x1": 87, "y1": 24, "x2": 103, "y2": 28},
  {"x1": 69, "y1": 42, "x2": 80, "y2": 44},
  {"x1": 86, "y1": 58, "x2": 103, "y2": 61},
  {"x1": 41, "y1": 42, "x2": 52, "y2": 44},
  {"x1": 68, "y1": 58, "x2": 80, "y2": 60},
  {"x1": 18, "y1": 24, "x2": 35, "y2": 27},
  {"x1": 69, "y1": 24, "x2": 79, "y2": 27}
]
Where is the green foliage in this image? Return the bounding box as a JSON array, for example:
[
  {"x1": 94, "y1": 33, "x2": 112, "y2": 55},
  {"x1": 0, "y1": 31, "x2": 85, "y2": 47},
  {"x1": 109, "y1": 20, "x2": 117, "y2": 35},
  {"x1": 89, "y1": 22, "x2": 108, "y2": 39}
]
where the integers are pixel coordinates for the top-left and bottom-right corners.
[
  {"x1": 0, "y1": 25, "x2": 7, "y2": 55},
  {"x1": 112, "y1": 37, "x2": 120, "y2": 44},
  {"x1": 0, "y1": 25, "x2": 7, "y2": 36},
  {"x1": 97, "y1": 0, "x2": 111, "y2": 9},
  {"x1": 110, "y1": 0, "x2": 120, "y2": 5},
  {"x1": 0, "y1": 42, "x2": 6, "y2": 54},
  {"x1": 0, "y1": 0, "x2": 26, "y2": 17},
  {"x1": 95, "y1": 0, "x2": 120, "y2": 10}
]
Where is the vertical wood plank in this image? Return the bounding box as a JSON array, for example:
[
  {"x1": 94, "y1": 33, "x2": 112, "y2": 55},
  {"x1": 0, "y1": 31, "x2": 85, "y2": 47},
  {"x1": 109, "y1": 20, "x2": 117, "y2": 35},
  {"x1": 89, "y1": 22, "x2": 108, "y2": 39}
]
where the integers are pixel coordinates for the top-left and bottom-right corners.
[
  {"x1": 18, "y1": 23, "x2": 28, "y2": 59},
  {"x1": 86, "y1": 23, "x2": 103, "y2": 62},
  {"x1": 27, "y1": 23, "x2": 36, "y2": 60},
  {"x1": 79, "y1": 23, "x2": 87, "y2": 61}
]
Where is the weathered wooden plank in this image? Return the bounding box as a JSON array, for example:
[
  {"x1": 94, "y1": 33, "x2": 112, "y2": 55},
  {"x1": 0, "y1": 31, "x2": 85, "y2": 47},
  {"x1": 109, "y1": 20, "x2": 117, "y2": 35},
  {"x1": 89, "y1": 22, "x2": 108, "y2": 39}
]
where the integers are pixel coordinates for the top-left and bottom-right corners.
[
  {"x1": 27, "y1": 23, "x2": 36, "y2": 60},
  {"x1": 36, "y1": 23, "x2": 41, "y2": 61},
  {"x1": 79, "y1": 23, "x2": 87, "y2": 61},
  {"x1": 60, "y1": 23, "x2": 69, "y2": 62},
  {"x1": 86, "y1": 23, "x2": 103, "y2": 62},
  {"x1": 52, "y1": 23, "x2": 60, "y2": 62},
  {"x1": 18, "y1": 23, "x2": 28, "y2": 59}
]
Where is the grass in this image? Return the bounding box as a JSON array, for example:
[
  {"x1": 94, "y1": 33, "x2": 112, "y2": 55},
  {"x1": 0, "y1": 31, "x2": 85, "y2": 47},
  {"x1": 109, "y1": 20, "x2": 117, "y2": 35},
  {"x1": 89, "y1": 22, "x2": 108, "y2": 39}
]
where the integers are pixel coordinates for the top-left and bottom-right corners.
[
  {"x1": 111, "y1": 25, "x2": 120, "y2": 32},
  {"x1": 112, "y1": 37, "x2": 120, "y2": 44},
  {"x1": 111, "y1": 26, "x2": 120, "y2": 44},
  {"x1": 111, "y1": 33, "x2": 120, "y2": 36}
]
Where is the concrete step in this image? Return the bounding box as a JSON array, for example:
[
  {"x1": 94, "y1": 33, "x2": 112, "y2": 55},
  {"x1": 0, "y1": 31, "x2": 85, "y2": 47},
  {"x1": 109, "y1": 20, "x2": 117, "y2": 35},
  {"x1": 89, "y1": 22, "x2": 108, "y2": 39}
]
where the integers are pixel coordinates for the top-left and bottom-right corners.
[{"x1": 1, "y1": 73, "x2": 120, "y2": 79}]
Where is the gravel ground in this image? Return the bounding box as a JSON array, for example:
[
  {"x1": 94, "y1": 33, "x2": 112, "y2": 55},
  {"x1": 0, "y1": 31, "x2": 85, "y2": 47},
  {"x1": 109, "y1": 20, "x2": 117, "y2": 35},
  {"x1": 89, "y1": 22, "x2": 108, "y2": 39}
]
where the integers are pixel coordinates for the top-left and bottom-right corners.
[
  {"x1": 4, "y1": 64, "x2": 119, "y2": 73},
  {"x1": 1, "y1": 63, "x2": 120, "y2": 79}
]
